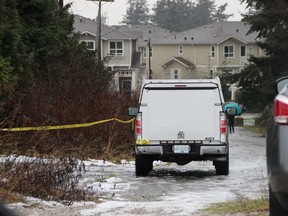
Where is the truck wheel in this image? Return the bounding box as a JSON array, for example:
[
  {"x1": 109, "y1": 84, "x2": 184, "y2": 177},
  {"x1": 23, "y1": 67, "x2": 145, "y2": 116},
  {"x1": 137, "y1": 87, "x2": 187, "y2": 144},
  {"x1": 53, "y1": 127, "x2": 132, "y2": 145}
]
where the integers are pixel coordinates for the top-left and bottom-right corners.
[
  {"x1": 214, "y1": 153, "x2": 229, "y2": 175},
  {"x1": 135, "y1": 155, "x2": 153, "y2": 177},
  {"x1": 269, "y1": 185, "x2": 288, "y2": 216}
]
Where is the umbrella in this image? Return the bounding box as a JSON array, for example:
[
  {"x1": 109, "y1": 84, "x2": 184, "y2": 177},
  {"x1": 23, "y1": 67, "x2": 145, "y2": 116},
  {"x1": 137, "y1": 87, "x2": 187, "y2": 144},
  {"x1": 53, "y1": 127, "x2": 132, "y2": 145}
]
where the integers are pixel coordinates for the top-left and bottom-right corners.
[{"x1": 224, "y1": 102, "x2": 242, "y2": 115}]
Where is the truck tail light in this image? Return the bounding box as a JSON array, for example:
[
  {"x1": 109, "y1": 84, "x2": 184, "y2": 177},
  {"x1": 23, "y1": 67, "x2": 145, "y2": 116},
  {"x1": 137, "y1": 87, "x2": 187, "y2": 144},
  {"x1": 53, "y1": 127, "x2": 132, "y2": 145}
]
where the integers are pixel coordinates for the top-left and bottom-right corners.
[
  {"x1": 274, "y1": 95, "x2": 288, "y2": 125},
  {"x1": 220, "y1": 113, "x2": 227, "y2": 134},
  {"x1": 135, "y1": 113, "x2": 142, "y2": 139},
  {"x1": 220, "y1": 112, "x2": 227, "y2": 143}
]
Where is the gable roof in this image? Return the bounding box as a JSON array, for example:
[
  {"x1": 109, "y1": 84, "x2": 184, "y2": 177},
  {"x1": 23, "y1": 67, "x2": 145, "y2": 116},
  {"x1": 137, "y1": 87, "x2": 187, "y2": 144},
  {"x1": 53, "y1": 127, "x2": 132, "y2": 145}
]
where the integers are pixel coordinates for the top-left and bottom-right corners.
[
  {"x1": 161, "y1": 57, "x2": 195, "y2": 69},
  {"x1": 73, "y1": 15, "x2": 136, "y2": 40},
  {"x1": 153, "y1": 21, "x2": 259, "y2": 45},
  {"x1": 113, "y1": 24, "x2": 175, "y2": 46},
  {"x1": 73, "y1": 16, "x2": 259, "y2": 47},
  {"x1": 217, "y1": 35, "x2": 247, "y2": 44}
]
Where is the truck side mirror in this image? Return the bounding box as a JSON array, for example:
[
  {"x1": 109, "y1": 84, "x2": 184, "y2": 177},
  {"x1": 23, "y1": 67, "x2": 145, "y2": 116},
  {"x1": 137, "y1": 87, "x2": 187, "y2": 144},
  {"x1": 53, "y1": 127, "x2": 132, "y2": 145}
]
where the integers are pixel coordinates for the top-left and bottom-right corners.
[{"x1": 128, "y1": 107, "x2": 139, "y2": 116}]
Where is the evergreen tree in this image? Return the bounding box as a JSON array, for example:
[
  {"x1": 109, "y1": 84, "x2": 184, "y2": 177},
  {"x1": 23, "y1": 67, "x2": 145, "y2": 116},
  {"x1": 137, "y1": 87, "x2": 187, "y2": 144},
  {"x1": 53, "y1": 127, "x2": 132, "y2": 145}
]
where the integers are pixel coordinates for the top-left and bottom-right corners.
[
  {"x1": 16, "y1": 0, "x2": 74, "y2": 69},
  {"x1": 0, "y1": 0, "x2": 26, "y2": 75},
  {"x1": 151, "y1": 0, "x2": 232, "y2": 32},
  {"x1": 192, "y1": 0, "x2": 232, "y2": 27},
  {"x1": 122, "y1": 0, "x2": 150, "y2": 25},
  {"x1": 212, "y1": 2, "x2": 232, "y2": 22},
  {"x1": 13, "y1": 0, "x2": 111, "y2": 92},
  {"x1": 0, "y1": 0, "x2": 25, "y2": 114},
  {"x1": 0, "y1": 0, "x2": 112, "y2": 116},
  {"x1": 151, "y1": 0, "x2": 194, "y2": 32},
  {"x1": 191, "y1": 0, "x2": 214, "y2": 27},
  {"x1": 228, "y1": 0, "x2": 288, "y2": 111}
]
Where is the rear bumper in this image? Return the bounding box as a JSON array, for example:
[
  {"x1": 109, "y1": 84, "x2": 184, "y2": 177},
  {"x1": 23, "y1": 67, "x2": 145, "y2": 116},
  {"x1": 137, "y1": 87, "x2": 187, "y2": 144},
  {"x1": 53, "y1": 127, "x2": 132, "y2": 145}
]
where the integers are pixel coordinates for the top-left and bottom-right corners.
[{"x1": 136, "y1": 143, "x2": 228, "y2": 156}]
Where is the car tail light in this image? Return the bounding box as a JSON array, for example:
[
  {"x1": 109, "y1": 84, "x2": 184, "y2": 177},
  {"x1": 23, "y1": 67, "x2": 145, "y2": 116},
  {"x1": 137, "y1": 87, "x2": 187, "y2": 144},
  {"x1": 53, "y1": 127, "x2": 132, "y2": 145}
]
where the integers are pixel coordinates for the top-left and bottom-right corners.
[
  {"x1": 274, "y1": 94, "x2": 288, "y2": 125},
  {"x1": 135, "y1": 113, "x2": 142, "y2": 139}
]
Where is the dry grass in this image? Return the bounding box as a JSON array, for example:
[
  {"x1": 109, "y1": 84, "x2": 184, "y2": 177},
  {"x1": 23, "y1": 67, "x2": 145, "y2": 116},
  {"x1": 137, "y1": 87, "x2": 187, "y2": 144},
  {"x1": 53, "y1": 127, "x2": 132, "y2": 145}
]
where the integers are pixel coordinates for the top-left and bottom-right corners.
[{"x1": 203, "y1": 199, "x2": 269, "y2": 215}]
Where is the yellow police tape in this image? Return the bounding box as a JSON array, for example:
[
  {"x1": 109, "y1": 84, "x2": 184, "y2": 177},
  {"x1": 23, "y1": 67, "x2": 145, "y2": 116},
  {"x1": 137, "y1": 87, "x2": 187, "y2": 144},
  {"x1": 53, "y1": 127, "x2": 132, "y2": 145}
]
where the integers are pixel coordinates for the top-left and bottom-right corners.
[{"x1": 1, "y1": 118, "x2": 135, "y2": 132}]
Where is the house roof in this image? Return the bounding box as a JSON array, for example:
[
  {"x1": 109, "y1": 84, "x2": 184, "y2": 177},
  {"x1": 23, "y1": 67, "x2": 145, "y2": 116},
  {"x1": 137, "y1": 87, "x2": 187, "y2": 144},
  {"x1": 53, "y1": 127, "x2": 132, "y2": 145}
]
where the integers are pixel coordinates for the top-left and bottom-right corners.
[
  {"x1": 74, "y1": 16, "x2": 258, "y2": 46},
  {"x1": 153, "y1": 21, "x2": 259, "y2": 45},
  {"x1": 73, "y1": 15, "x2": 136, "y2": 40},
  {"x1": 113, "y1": 24, "x2": 175, "y2": 46},
  {"x1": 161, "y1": 57, "x2": 195, "y2": 69}
]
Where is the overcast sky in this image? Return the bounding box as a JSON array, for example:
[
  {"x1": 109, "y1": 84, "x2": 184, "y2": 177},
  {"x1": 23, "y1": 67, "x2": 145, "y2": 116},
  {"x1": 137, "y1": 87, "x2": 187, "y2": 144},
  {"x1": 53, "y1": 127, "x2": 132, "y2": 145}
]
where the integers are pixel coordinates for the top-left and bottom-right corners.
[{"x1": 64, "y1": 0, "x2": 248, "y2": 25}]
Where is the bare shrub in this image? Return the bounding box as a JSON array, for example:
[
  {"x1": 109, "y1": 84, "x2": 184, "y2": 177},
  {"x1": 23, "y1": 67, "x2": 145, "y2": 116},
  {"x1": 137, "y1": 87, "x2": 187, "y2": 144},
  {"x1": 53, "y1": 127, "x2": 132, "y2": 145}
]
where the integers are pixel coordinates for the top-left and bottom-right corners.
[
  {"x1": 0, "y1": 89, "x2": 137, "y2": 159},
  {"x1": 0, "y1": 63, "x2": 138, "y2": 159},
  {"x1": 0, "y1": 81, "x2": 138, "y2": 204},
  {"x1": 0, "y1": 46, "x2": 139, "y2": 203},
  {"x1": 0, "y1": 156, "x2": 94, "y2": 205}
]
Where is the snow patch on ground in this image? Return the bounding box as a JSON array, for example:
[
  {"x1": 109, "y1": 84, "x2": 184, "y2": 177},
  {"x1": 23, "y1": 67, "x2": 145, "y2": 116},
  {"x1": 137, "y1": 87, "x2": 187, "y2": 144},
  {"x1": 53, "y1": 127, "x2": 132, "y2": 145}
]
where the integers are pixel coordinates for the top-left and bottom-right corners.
[{"x1": 3, "y1": 127, "x2": 267, "y2": 216}]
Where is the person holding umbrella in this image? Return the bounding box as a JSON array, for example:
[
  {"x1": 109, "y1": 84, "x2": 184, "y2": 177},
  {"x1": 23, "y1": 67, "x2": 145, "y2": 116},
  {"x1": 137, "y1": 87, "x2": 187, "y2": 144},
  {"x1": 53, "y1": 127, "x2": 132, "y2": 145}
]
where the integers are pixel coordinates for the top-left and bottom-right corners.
[
  {"x1": 224, "y1": 102, "x2": 242, "y2": 133},
  {"x1": 225, "y1": 107, "x2": 236, "y2": 133}
]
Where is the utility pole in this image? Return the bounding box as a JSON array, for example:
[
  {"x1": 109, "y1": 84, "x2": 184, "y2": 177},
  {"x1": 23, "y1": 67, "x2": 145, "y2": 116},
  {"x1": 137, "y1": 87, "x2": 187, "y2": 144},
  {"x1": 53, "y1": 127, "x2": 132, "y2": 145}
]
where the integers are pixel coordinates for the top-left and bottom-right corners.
[
  {"x1": 96, "y1": 0, "x2": 102, "y2": 61},
  {"x1": 88, "y1": 0, "x2": 114, "y2": 61},
  {"x1": 145, "y1": 38, "x2": 152, "y2": 79},
  {"x1": 148, "y1": 38, "x2": 152, "y2": 79}
]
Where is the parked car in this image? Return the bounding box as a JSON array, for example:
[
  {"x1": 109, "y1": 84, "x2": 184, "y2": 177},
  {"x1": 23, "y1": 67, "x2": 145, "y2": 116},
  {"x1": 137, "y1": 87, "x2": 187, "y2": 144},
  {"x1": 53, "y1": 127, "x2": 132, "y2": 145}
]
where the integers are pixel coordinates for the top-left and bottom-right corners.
[
  {"x1": 267, "y1": 76, "x2": 288, "y2": 215},
  {"x1": 129, "y1": 77, "x2": 229, "y2": 176}
]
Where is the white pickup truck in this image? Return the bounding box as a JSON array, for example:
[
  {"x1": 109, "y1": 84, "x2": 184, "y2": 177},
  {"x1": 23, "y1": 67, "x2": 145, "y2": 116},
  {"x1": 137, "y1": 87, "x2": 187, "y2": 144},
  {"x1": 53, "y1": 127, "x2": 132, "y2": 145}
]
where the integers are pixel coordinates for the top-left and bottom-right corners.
[{"x1": 129, "y1": 77, "x2": 229, "y2": 176}]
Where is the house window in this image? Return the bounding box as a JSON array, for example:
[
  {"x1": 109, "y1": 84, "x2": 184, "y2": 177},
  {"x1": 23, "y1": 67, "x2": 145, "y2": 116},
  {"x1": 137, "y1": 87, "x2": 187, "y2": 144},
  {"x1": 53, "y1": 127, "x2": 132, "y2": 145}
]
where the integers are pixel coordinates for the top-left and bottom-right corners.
[
  {"x1": 171, "y1": 69, "x2": 181, "y2": 79},
  {"x1": 143, "y1": 47, "x2": 147, "y2": 58},
  {"x1": 210, "y1": 45, "x2": 215, "y2": 58},
  {"x1": 109, "y1": 41, "x2": 123, "y2": 56},
  {"x1": 149, "y1": 46, "x2": 152, "y2": 58},
  {"x1": 224, "y1": 45, "x2": 234, "y2": 58},
  {"x1": 145, "y1": 45, "x2": 152, "y2": 58},
  {"x1": 80, "y1": 40, "x2": 95, "y2": 50},
  {"x1": 241, "y1": 45, "x2": 246, "y2": 57},
  {"x1": 178, "y1": 45, "x2": 183, "y2": 55}
]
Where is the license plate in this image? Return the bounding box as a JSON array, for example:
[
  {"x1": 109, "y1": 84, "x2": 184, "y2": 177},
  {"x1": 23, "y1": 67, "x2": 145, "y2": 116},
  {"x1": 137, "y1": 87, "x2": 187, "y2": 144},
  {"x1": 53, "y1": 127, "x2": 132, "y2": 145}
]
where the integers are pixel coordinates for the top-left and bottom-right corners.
[{"x1": 173, "y1": 145, "x2": 190, "y2": 153}]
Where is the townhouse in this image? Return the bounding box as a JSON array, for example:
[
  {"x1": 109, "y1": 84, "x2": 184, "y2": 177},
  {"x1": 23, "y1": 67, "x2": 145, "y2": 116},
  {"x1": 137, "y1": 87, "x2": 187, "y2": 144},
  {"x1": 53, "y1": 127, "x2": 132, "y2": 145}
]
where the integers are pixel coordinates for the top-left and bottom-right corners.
[
  {"x1": 73, "y1": 15, "x2": 264, "y2": 98},
  {"x1": 149, "y1": 21, "x2": 263, "y2": 80},
  {"x1": 73, "y1": 15, "x2": 173, "y2": 94}
]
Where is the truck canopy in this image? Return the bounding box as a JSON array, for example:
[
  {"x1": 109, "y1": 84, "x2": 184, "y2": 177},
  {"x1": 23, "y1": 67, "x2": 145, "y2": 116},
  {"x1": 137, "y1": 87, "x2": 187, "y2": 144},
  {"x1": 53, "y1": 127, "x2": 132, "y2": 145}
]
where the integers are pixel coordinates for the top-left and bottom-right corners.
[{"x1": 139, "y1": 79, "x2": 224, "y2": 143}]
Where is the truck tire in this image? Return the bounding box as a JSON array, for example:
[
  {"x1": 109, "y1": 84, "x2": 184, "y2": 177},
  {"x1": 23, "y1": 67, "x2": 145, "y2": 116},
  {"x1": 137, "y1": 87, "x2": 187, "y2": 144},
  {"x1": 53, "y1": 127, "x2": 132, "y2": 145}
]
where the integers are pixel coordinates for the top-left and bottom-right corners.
[
  {"x1": 135, "y1": 155, "x2": 153, "y2": 177},
  {"x1": 269, "y1": 185, "x2": 288, "y2": 216},
  {"x1": 214, "y1": 152, "x2": 229, "y2": 175}
]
